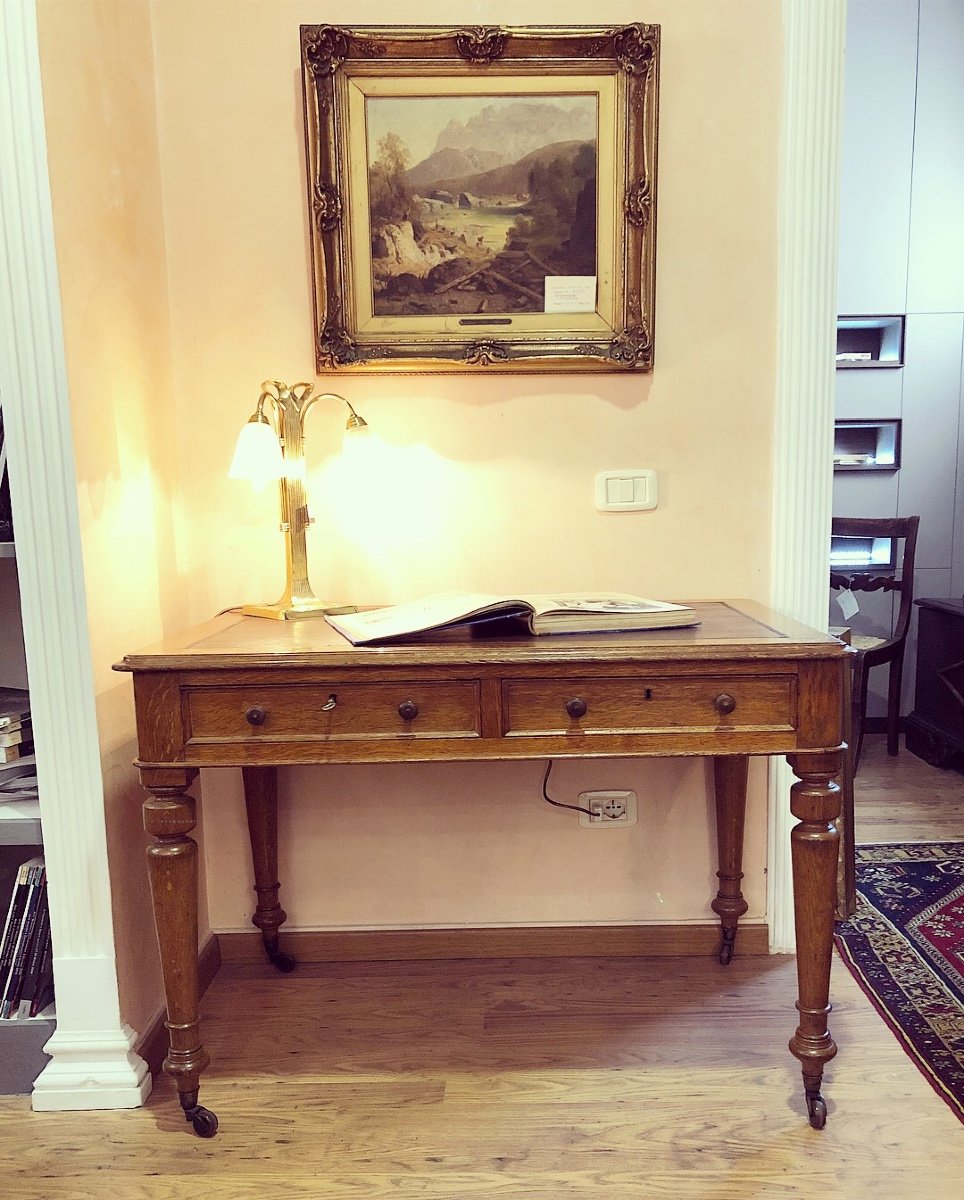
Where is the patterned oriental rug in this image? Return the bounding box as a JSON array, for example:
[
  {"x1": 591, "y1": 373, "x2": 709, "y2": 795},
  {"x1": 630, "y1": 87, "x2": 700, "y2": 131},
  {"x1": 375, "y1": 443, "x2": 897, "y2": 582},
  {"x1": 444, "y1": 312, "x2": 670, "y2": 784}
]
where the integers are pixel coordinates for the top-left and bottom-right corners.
[{"x1": 834, "y1": 842, "x2": 964, "y2": 1124}]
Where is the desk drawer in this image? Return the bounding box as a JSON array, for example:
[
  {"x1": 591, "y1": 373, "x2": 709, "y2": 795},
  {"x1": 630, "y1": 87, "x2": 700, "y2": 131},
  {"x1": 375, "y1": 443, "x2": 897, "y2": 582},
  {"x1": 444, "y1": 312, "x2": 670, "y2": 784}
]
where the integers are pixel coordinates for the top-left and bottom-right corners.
[
  {"x1": 503, "y1": 675, "x2": 795, "y2": 735},
  {"x1": 185, "y1": 682, "x2": 481, "y2": 743}
]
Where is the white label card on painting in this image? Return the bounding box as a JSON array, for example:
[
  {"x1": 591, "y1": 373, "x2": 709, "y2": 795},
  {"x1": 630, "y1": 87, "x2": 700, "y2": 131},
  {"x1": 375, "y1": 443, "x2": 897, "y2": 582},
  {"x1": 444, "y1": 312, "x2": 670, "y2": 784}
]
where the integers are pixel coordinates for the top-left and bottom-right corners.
[{"x1": 544, "y1": 276, "x2": 597, "y2": 313}]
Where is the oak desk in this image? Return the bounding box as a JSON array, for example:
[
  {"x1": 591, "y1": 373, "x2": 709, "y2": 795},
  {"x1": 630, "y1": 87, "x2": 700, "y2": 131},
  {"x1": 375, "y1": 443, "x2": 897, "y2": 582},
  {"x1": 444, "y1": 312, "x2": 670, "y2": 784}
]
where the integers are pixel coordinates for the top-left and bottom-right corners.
[{"x1": 117, "y1": 600, "x2": 847, "y2": 1137}]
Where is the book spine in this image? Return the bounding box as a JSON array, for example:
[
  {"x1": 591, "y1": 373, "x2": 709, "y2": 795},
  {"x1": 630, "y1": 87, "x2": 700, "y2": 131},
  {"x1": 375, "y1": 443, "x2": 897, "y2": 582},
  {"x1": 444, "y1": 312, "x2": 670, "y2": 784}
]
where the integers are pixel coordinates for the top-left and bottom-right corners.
[
  {"x1": 0, "y1": 863, "x2": 44, "y2": 1018},
  {"x1": 29, "y1": 933, "x2": 54, "y2": 1018},
  {"x1": 0, "y1": 863, "x2": 31, "y2": 989}
]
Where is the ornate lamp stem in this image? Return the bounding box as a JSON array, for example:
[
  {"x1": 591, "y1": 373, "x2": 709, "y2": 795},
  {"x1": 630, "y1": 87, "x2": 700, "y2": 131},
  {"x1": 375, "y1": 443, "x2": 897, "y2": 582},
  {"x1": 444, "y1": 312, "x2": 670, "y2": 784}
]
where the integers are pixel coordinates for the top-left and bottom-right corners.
[{"x1": 241, "y1": 381, "x2": 360, "y2": 621}]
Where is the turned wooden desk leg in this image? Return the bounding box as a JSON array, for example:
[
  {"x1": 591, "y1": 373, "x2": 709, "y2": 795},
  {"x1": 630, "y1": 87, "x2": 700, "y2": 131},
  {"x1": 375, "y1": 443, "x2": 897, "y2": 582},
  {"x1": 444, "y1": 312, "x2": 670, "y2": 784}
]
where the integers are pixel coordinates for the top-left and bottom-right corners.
[
  {"x1": 711, "y1": 755, "x2": 749, "y2": 965},
  {"x1": 242, "y1": 765, "x2": 295, "y2": 973},
  {"x1": 143, "y1": 783, "x2": 218, "y2": 1138},
  {"x1": 786, "y1": 750, "x2": 842, "y2": 1131}
]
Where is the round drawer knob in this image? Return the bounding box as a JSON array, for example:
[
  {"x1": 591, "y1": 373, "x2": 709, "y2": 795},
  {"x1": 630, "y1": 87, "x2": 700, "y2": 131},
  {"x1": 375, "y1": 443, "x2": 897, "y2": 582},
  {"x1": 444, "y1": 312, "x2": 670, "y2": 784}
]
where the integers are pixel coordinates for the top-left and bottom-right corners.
[
  {"x1": 398, "y1": 700, "x2": 419, "y2": 721},
  {"x1": 715, "y1": 693, "x2": 737, "y2": 716},
  {"x1": 245, "y1": 705, "x2": 267, "y2": 726},
  {"x1": 566, "y1": 697, "x2": 588, "y2": 720}
]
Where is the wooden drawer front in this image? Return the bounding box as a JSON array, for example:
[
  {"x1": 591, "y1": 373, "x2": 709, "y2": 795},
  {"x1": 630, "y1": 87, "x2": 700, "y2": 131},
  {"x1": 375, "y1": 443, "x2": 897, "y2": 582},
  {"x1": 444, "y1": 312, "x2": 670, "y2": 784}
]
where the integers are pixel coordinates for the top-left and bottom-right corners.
[
  {"x1": 186, "y1": 682, "x2": 481, "y2": 742},
  {"x1": 502, "y1": 676, "x2": 795, "y2": 735}
]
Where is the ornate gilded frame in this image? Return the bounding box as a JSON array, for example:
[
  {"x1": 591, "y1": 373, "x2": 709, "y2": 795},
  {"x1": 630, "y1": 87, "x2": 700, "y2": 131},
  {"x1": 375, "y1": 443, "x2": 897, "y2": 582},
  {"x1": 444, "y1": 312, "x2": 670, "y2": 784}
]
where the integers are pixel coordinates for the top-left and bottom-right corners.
[{"x1": 301, "y1": 24, "x2": 659, "y2": 374}]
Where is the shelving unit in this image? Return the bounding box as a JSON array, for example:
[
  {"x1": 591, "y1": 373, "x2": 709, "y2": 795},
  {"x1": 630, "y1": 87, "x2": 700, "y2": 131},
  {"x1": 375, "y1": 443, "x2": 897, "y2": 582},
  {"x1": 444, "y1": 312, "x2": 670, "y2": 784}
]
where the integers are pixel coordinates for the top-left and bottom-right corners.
[
  {"x1": 0, "y1": 536, "x2": 54, "y2": 1094},
  {"x1": 833, "y1": 0, "x2": 964, "y2": 726}
]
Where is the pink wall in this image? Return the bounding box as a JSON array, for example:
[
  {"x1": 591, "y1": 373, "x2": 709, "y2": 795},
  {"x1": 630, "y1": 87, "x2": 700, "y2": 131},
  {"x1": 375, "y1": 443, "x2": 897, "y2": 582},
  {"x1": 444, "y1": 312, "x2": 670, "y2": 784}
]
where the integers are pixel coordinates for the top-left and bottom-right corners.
[
  {"x1": 36, "y1": 0, "x2": 202, "y2": 1030},
  {"x1": 38, "y1": 0, "x2": 781, "y2": 1027}
]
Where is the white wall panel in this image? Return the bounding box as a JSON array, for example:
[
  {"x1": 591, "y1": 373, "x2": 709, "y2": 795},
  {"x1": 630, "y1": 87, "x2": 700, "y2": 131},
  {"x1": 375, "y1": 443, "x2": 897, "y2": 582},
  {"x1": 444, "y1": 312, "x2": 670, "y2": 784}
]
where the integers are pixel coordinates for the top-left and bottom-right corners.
[
  {"x1": 898, "y1": 314, "x2": 964, "y2": 568},
  {"x1": 906, "y1": 0, "x2": 964, "y2": 313},
  {"x1": 834, "y1": 363, "x2": 904, "y2": 420},
  {"x1": 836, "y1": 0, "x2": 918, "y2": 315},
  {"x1": 832, "y1": 468, "x2": 899, "y2": 519}
]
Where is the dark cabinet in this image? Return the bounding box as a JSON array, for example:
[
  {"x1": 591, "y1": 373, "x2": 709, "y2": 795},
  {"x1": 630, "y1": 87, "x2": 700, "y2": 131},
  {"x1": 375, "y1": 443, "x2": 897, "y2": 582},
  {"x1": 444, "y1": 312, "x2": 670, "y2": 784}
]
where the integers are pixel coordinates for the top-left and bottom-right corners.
[{"x1": 905, "y1": 598, "x2": 964, "y2": 767}]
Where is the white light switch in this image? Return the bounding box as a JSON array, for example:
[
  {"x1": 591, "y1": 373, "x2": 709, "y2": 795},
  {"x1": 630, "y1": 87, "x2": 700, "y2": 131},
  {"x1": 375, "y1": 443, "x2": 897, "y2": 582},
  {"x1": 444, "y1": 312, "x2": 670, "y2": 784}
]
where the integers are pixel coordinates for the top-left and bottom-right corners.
[{"x1": 595, "y1": 469, "x2": 657, "y2": 512}]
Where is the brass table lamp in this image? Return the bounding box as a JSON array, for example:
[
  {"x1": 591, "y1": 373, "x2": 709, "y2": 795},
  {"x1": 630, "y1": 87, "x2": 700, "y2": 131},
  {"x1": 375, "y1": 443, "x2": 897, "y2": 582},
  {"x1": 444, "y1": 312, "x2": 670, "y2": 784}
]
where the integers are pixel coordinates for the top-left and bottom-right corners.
[{"x1": 228, "y1": 379, "x2": 367, "y2": 620}]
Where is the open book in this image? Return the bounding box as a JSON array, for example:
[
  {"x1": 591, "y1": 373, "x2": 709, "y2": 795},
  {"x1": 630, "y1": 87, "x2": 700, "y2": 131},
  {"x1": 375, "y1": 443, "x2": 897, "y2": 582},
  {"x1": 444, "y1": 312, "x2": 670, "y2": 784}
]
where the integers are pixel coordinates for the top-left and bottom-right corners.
[{"x1": 326, "y1": 591, "x2": 699, "y2": 645}]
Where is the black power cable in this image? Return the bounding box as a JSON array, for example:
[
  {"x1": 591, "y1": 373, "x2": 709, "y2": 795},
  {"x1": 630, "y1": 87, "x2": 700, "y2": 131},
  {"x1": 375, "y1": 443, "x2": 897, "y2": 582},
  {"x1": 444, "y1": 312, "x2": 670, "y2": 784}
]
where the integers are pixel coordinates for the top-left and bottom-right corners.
[{"x1": 540, "y1": 760, "x2": 596, "y2": 817}]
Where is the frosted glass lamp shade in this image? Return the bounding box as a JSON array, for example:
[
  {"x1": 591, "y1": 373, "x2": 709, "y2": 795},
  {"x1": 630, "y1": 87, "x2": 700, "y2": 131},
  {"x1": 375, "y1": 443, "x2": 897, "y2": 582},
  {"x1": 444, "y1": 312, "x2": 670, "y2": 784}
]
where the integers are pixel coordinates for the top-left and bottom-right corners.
[{"x1": 228, "y1": 418, "x2": 284, "y2": 491}]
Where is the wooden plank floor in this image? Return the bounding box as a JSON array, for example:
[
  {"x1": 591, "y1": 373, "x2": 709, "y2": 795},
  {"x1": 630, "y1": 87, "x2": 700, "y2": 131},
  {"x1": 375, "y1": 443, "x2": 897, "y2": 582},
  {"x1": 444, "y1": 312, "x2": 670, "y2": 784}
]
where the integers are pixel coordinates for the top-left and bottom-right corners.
[{"x1": 2, "y1": 734, "x2": 963, "y2": 1199}]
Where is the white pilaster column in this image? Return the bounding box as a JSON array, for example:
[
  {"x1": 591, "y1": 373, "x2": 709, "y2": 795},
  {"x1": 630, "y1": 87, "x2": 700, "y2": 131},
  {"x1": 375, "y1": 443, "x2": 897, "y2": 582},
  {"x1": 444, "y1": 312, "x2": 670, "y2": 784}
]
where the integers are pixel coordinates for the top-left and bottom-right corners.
[
  {"x1": 0, "y1": 0, "x2": 150, "y2": 1108},
  {"x1": 769, "y1": 0, "x2": 846, "y2": 952}
]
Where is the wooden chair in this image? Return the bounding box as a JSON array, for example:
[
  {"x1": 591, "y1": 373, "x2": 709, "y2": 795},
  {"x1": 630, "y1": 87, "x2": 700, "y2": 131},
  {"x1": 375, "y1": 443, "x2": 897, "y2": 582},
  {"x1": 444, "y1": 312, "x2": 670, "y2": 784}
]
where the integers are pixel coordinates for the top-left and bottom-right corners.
[{"x1": 830, "y1": 515, "x2": 920, "y2": 771}]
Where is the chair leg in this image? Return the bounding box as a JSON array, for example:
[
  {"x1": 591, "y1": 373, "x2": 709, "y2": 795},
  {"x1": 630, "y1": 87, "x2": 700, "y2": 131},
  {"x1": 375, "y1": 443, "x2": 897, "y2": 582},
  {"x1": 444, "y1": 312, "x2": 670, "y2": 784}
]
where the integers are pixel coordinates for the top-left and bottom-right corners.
[
  {"x1": 886, "y1": 655, "x2": 904, "y2": 756},
  {"x1": 850, "y1": 657, "x2": 869, "y2": 773}
]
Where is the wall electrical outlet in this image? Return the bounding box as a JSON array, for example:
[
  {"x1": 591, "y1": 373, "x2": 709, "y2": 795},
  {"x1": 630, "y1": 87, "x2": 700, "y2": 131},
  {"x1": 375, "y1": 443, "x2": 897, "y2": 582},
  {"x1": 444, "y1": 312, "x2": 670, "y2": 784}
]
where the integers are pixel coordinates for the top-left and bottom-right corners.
[{"x1": 578, "y1": 790, "x2": 638, "y2": 828}]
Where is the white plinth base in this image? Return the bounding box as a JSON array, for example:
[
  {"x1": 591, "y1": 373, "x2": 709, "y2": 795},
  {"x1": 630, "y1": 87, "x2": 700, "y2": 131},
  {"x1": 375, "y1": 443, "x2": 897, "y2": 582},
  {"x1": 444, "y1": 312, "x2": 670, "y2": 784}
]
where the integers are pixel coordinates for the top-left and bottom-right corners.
[{"x1": 31, "y1": 1024, "x2": 152, "y2": 1111}]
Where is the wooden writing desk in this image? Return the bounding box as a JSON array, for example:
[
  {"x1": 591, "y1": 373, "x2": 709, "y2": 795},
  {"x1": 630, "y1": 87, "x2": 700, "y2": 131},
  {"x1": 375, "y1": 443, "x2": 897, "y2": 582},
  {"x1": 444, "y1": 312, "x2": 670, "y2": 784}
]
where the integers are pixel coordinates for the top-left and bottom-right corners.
[{"x1": 117, "y1": 600, "x2": 847, "y2": 1138}]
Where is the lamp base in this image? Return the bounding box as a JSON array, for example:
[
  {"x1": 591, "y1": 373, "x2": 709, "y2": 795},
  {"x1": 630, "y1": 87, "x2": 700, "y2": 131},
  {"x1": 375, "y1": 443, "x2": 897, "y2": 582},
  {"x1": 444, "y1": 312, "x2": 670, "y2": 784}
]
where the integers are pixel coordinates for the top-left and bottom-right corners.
[{"x1": 240, "y1": 601, "x2": 359, "y2": 621}]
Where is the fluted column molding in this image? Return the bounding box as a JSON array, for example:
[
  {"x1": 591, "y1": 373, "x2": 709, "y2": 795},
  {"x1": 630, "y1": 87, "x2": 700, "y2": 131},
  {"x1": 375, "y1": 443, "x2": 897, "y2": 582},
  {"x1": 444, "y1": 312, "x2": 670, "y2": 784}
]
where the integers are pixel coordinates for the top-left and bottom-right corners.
[
  {"x1": 0, "y1": 0, "x2": 149, "y2": 1108},
  {"x1": 768, "y1": 0, "x2": 846, "y2": 953}
]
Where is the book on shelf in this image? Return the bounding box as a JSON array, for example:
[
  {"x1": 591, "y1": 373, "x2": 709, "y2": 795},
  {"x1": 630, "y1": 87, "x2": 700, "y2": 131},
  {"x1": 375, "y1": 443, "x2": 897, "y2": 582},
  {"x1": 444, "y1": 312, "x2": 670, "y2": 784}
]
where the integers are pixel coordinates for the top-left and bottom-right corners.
[
  {"x1": 0, "y1": 687, "x2": 29, "y2": 729},
  {"x1": 29, "y1": 928, "x2": 55, "y2": 1018},
  {"x1": 0, "y1": 858, "x2": 47, "y2": 1019},
  {"x1": 0, "y1": 766, "x2": 39, "y2": 803},
  {"x1": 16, "y1": 882, "x2": 50, "y2": 1018},
  {"x1": 326, "y1": 591, "x2": 700, "y2": 646},
  {"x1": 0, "y1": 713, "x2": 32, "y2": 765},
  {"x1": 0, "y1": 857, "x2": 43, "y2": 1015},
  {"x1": 0, "y1": 748, "x2": 36, "y2": 796}
]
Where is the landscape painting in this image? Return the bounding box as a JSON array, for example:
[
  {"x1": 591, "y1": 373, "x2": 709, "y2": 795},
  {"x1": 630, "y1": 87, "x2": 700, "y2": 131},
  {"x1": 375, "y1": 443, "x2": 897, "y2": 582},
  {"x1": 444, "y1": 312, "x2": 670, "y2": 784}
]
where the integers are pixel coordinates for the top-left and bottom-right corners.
[
  {"x1": 301, "y1": 22, "x2": 659, "y2": 372},
  {"x1": 365, "y1": 94, "x2": 598, "y2": 317}
]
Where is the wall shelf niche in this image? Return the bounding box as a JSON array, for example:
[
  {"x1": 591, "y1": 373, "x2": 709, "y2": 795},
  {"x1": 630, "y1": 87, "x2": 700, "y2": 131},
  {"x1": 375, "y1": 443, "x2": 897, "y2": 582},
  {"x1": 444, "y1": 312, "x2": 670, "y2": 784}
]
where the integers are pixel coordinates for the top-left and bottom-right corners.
[
  {"x1": 830, "y1": 534, "x2": 896, "y2": 573},
  {"x1": 833, "y1": 418, "x2": 901, "y2": 471},
  {"x1": 835, "y1": 315, "x2": 905, "y2": 368}
]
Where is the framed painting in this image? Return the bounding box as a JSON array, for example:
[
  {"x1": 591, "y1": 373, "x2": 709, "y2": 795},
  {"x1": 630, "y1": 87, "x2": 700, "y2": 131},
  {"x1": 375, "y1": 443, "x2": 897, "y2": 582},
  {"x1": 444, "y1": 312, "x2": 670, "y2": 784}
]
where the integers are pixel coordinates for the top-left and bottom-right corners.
[{"x1": 300, "y1": 24, "x2": 659, "y2": 374}]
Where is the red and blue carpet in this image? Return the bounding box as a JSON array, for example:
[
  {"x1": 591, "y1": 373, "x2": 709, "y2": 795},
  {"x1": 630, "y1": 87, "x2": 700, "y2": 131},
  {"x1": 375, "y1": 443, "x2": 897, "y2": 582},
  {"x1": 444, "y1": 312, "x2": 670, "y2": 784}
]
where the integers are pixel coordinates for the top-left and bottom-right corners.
[{"x1": 834, "y1": 842, "x2": 964, "y2": 1123}]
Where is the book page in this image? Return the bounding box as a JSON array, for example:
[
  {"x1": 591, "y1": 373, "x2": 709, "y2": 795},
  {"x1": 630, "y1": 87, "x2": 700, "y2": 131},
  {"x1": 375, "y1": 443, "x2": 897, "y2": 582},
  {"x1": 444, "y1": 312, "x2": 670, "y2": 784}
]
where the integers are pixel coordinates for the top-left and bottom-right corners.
[
  {"x1": 525, "y1": 592, "x2": 687, "y2": 618},
  {"x1": 326, "y1": 592, "x2": 524, "y2": 643}
]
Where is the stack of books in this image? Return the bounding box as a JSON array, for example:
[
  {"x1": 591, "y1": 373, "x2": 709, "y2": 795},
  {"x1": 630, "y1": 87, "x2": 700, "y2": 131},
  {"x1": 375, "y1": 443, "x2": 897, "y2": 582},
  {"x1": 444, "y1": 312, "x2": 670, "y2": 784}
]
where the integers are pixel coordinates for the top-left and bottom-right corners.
[
  {"x1": 0, "y1": 856, "x2": 53, "y2": 1019},
  {"x1": 0, "y1": 687, "x2": 31, "y2": 768},
  {"x1": 0, "y1": 689, "x2": 35, "y2": 806}
]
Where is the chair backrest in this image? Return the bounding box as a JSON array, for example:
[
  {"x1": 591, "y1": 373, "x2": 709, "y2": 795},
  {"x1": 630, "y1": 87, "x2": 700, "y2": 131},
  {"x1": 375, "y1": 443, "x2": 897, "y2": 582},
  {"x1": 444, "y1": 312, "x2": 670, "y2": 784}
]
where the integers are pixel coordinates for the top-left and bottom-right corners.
[{"x1": 830, "y1": 515, "x2": 920, "y2": 646}]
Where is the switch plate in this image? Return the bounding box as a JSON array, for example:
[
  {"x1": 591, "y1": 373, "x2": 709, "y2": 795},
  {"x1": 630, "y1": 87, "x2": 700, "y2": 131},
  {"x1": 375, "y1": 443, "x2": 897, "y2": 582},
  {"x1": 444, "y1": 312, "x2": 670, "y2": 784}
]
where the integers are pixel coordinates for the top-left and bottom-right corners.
[{"x1": 595, "y1": 469, "x2": 657, "y2": 511}]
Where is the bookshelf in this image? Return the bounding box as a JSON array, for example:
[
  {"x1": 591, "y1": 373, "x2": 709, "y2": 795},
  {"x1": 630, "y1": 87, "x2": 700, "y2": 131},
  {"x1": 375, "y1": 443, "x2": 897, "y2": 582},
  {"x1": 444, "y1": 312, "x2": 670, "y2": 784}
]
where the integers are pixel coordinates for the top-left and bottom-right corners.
[{"x1": 0, "y1": 548, "x2": 54, "y2": 1094}]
